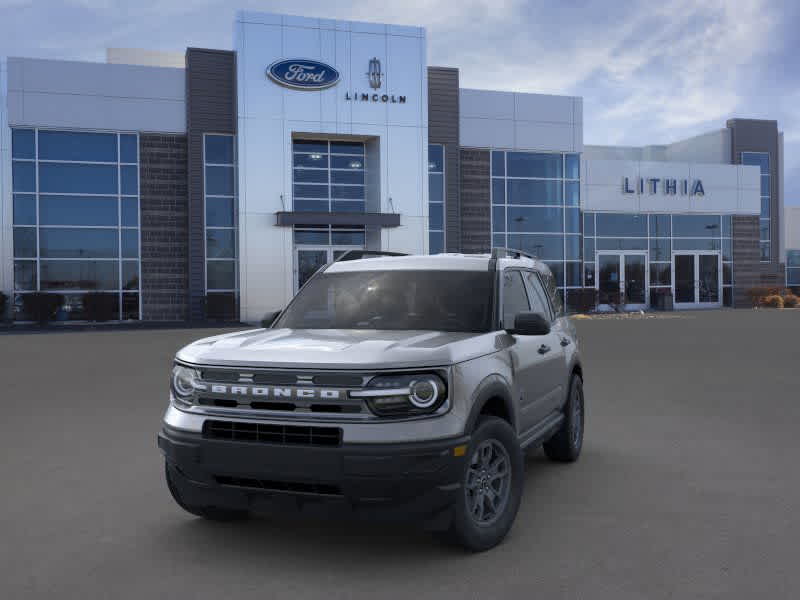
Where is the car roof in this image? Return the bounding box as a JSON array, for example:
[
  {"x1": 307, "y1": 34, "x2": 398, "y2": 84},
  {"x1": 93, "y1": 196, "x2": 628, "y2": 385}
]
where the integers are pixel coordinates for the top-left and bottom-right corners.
[{"x1": 325, "y1": 252, "x2": 546, "y2": 273}]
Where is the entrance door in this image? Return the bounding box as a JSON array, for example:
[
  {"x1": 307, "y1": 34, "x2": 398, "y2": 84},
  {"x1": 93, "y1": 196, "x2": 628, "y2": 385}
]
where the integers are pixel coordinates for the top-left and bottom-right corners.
[
  {"x1": 596, "y1": 252, "x2": 648, "y2": 311},
  {"x1": 672, "y1": 252, "x2": 721, "y2": 309}
]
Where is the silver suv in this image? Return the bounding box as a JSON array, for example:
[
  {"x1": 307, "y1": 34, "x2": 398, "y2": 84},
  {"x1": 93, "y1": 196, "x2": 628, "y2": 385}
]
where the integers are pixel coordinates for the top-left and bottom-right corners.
[{"x1": 158, "y1": 249, "x2": 585, "y2": 551}]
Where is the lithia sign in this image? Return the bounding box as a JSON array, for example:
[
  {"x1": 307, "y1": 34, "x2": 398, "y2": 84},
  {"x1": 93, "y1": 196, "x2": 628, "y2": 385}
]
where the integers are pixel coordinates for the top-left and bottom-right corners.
[
  {"x1": 623, "y1": 177, "x2": 705, "y2": 196},
  {"x1": 267, "y1": 57, "x2": 407, "y2": 103}
]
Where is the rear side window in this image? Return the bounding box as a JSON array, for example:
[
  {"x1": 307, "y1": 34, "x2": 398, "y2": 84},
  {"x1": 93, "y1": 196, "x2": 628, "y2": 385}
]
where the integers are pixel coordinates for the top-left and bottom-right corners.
[
  {"x1": 523, "y1": 271, "x2": 552, "y2": 321},
  {"x1": 501, "y1": 270, "x2": 530, "y2": 328},
  {"x1": 540, "y1": 268, "x2": 564, "y2": 318}
]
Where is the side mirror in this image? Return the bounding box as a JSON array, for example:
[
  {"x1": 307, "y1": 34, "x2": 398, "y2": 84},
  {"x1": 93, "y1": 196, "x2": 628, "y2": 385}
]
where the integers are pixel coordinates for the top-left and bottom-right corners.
[
  {"x1": 261, "y1": 310, "x2": 281, "y2": 328},
  {"x1": 507, "y1": 312, "x2": 551, "y2": 336}
]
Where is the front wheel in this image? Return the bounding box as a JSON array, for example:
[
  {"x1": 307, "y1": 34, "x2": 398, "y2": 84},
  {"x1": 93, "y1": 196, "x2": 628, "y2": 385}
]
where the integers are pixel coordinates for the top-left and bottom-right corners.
[
  {"x1": 543, "y1": 374, "x2": 584, "y2": 462},
  {"x1": 446, "y1": 416, "x2": 523, "y2": 552}
]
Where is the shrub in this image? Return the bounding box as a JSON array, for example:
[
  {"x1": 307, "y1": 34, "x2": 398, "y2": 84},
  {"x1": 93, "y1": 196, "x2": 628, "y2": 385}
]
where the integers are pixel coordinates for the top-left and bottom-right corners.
[
  {"x1": 0, "y1": 292, "x2": 7, "y2": 321},
  {"x1": 782, "y1": 294, "x2": 799, "y2": 308},
  {"x1": 762, "y1": 295, "x2": 784, "y2": 309},
  {"x1": 83, "y1": 292, "x2": 118, "y2": 322},
  {"x1": 21, "y1": 293, "x2": 65, "y2": 324}
]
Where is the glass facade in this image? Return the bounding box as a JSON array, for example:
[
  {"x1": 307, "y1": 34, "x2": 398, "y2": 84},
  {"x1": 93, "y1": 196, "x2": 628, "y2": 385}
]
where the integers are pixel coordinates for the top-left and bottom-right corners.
[
  {"x1": 583, "y1": 212, "x2": 734, "y2": 307},
  {"x1": 787, "y1": 250, "x2": 800, "y2": 288},
  {"x1": 292, "y1": 140, "x2": 365, "y2": 213},
  {"x1": 11, "y1": 128, "x2": 141, "y2": 320},
  {"x1": 204, "y1": 134, "x2": 238, "y2": 309},
  {"x1": 491, "y1": 150, "x2": 581, "y2": 296},
  {"x1": 742, "y1": 152, "x2": 770, "y2": 261},
  {"x1": 428, "y1": 144, "x2": 445, "y2": 254}
]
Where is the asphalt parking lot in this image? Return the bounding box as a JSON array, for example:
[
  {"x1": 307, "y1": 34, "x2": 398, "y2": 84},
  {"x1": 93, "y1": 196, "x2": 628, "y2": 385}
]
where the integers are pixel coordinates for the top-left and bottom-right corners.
[{"x1": 1, "y1": 309, "x2": 799, "y2": 599}]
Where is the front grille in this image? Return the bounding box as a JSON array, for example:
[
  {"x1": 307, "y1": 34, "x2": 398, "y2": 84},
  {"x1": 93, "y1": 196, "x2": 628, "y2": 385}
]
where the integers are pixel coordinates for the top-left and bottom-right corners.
[
  {"x1": 197, "y1": 397, "x2": 363, "y2": 414},
  {"x1": 215, "y1": 475, "x2": 342, "y2": 496},
  {"x1": 203, "y1": 420, "x2": 342, "y2": 447}
]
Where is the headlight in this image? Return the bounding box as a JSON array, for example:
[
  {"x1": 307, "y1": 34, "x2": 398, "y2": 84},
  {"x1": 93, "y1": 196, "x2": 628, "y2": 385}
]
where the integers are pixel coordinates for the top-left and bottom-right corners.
[
  {"x1": 171, "y1": 364, "x2": 201, "y2": 405},
  {"x1": 351, "y1": 373, "x2": 447, "y2": 417}
]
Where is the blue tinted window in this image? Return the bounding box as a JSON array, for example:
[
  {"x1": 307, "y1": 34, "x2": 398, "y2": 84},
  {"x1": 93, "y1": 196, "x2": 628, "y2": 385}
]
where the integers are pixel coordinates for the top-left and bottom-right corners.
[
  {"x1": 294, "y1": 200, "x2": 328, "y2": 212},
  {"x1": 121, "y1": 229, "x2": 139, "y2": 258},
  {"x1": 492, "y1": 207, "x2": 505, "y2": 233},
  {"x1": 760, "y1": 175, "x2": 770, "y2": 196},
  {"x1": 40, "y1": 260, "x2": 119, "y2": 290},
  {"x1": 330, "y1": 141, "x2": 364, "y2": 155},
  {"x1": 293, "y1": 140, "x2": 328, "y2": 154},
  {"x1": 332, "y1": 170, "x2": 364, "y2": 185},
  {"x1": 760, "y1": 242, "x2": 770, "y2": 261},
  {"x1": 507, "y1": 234, "x2": 564, "y2": 260},
  {"x1": 741, "y1": 152, "x2": 769, "y2": 174},
  {"x1": 565, "y1": 154, "x2": 580, "y2": 179},
  {"x1": 673, "y1": 238, "x2": 721, "y2": 251},
  {"x1": 121, "y1": 165, "x2": 138, "y2": 195},
  {"x1": 207, "y1": 229, "x2": 236, "y2": 259},
  {"x1": 566, "y1": 262, "x2": 581, "y2": 287},
  {"x1": 120, "y1": 135, "x2": 138, "y2": 163},
  {"x1": 294, "y1": 184, "x2": 328, "y2": 199},
  {"x1": 294, "y1": 153, "x2": 329, "y2": 168},
  {"x1": 507, "y1": 152, "x2": 562, "y2": 178},
  {"x1": 13, "y1": 194, "x2": 36, "y2": 225},
  {"x1": 294, "y1": 169, "x2": 329, "y2": 184},
  {"x1": 787, "y1": 250, "x2": 800, "y2": 268},
  {"x1": 40, "y1": 195, "x2": 118, "y2": 226},
  {"x1": 595, "y1": 213, "x2": 647, "y2": 237},
  {"x1": 122, "y1": 261, "x2": 139, "y2": 290},
  {"x1": 331, "y1": 230, "x2": 366, "y2": 245},
  {"x1": 331, "y1": 201, "x2": 365, "y2": 213},
  {"x1": 331, "y1": 185, "x2": 364, "y2": 200},
  {"x1": 39, "y1": 163, "x2": 118, "y2": 194},
  {"x1": 583, "y1": 238, "x2": 594, "y2": 261},
  {"x1": 331, "y1": 155, "x2": 363, "y2": 170},
  {"x1": 761, "y1": 197, "x2": 770, "y2": 218},
  {"x1": 507, "y1": 206, "x2": 563, "y2": 233},
  {"x1": 596, "y1": 238, "x2": 647, "y2": 251},
  {"x1": 207, "y1": 260, "x2": 236, "y2": 290},
  {"x1": 649, "y1": 239, "x2": 671, "y2": 261},
  {"x1": 545, "y1": 261, "x2": 564, "y2": 287},
  {"x1": 565, "y1": 181, "x2": 579, "y2": 206},
  {"x1": 493, "y1": 234, "x2": 506, "y2": 249},
  {"x1": 205, "y1": 135, "x2": 234, "y2": 164},
  {"x1": 39, "y1": 228, "x2": 118, "y2": 258},
  {"x1": 206, "y1": 197, "x2": 234, "y2": 227},
  {"x1": 723, "y1": 238, "x2": 732, "y2": 261},
  {"x1": 649, "y1": 214, "x2": 671, "y2": 237},
  {"x1": 12, "y1": 161, "x2": 36, "y2": 192},
  {"x1": 429, "y1": 174, "x2": 444, "y2": 203},
  {"x1": 565, "y1": 235, "x2": 580, "y2": 260},
  {"x1": 121, "y1": 198, "x2": 139, "y2": 227},
  {"x1": 673, "y1": 214, "x2": 721, "y2": 237},
  {"x1": 507, "y1": 180, "x2": 562, "y2": 205},
  {"x1": 428, "y1": 145, "x2": 444, "y2": 172},
  {"x1": 492, "y1": 179, "x2": 505, "y2": 205},
  {"x1": 14, "y1": 227, "x2": 37, "y2": 258},
  {"x1": 38, "y1": 131, "x2": 117, "y2": 162},
  {"x1": 583, "y1": 213, "x2": 594, "y2": 236},
  {"x1": 14, "y1": 261, "x2": 37, "y2": 291},
  {"x1": 491, "y1": 151, "x2": 505, "y2": 177},
  {"x1": 759, "y1": 220, "x2": 770, "y2": 240},
  {"x1": 294, "y1": 230, "x2": 329, "y2": 245},
  {"x1": 721, "y1": 215, "x2": 732, "y2": 237},
  {"x1": 565, "y1": 208, "x2": 580, "y2": 233},
  {"x1": 429, "y1": 232, "x2": 444, "y2": 254},
  {"x1": 12, "y1": 129, "x2": 35, "y2": 159},
  {"x1": 206, "y1": 166, "x2": 235, "y2": 195},
  {"x1": 429, "y1": 203, "x2": 444, "y2": 230}
]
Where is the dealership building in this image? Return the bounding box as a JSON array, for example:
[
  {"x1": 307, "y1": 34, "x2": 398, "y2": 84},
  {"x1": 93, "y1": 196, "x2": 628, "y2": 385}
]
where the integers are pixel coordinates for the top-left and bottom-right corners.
[{"x1": 0, "y1": 11, "x2": 793, "y2": 323}]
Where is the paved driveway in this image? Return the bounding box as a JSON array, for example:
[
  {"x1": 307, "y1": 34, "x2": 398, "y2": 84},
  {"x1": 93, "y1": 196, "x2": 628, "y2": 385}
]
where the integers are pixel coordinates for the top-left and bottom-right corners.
[{"x1": 1, "y1": 309, "x2": 798, "y2": 599}]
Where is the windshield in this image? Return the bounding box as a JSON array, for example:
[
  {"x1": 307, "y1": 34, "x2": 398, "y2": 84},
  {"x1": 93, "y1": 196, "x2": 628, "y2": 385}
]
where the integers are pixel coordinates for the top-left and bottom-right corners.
[{"x1": 274, "y1": 269, "x2": 494, "y2": 332}]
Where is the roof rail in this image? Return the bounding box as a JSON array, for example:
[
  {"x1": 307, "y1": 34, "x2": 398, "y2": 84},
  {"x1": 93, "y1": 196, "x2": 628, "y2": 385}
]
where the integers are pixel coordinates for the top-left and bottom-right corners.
[
  {"x1": 490, "y1": 247, "x2": 538, "y2": 260},
  {"x1": 333, "y1": 249, "x2": 408, "y2": 263}
]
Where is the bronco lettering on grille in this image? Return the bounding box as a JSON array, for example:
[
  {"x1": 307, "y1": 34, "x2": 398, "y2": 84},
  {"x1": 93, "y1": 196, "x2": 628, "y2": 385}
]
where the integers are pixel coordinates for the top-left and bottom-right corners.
[{"x1": 196, "y1": 383, "x2": 342, "y2": 400}]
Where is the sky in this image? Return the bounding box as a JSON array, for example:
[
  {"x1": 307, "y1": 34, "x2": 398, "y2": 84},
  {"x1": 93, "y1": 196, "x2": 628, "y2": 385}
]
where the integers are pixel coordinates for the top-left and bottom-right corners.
[{"x1": 1, "y1": 0, "x2": 798, "y2": 204}]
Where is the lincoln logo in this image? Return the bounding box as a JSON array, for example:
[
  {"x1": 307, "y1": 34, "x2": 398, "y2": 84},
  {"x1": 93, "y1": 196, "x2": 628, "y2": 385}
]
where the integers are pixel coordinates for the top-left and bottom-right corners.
[
  {"x1": 266, "y1": 59, "x2": 341, "y2": 90},
  {"x1": 195, "y1": 383, "x2": 342, "y2": 400},
  {"x1": 367, "y1": 57, "x2": 382, "y2": 89}
]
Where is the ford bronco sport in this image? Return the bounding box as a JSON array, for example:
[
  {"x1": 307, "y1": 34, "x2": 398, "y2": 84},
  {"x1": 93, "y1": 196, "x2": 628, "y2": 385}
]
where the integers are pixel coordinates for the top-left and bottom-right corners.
[{"x1": 158, "y1": 249, "x2": 585, "y2": 551}]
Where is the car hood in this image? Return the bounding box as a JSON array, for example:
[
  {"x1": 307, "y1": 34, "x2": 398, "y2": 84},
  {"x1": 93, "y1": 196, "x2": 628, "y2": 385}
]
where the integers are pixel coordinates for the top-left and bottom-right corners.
[{"x1": 176, "y1": 328, "x2": 496, "y2": 370}]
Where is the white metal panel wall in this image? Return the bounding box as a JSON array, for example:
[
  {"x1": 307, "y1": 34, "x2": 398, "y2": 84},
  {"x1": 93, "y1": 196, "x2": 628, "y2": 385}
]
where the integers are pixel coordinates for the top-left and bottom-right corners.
[
  {"x1": 6, "y1": 58, "x2": 185, "y2": 133},
  {"x1": 784, "y1": 206, "x2": 800, "y2": 250},
  {"x1": 582, "y1": 157, "x2": 760, "y2": 215},
  {"x1": 235, "y1": 11, "x2": 429, "y2": 323},
  {"x1": 459, "y1": 88, "x2": 582, "y2": 152}
]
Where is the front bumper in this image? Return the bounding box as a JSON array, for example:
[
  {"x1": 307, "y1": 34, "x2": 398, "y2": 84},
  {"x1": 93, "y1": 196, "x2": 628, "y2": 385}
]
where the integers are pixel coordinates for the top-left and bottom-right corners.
[{"x1": 158, "y1": 424, "x2": 470, "y2": 523}]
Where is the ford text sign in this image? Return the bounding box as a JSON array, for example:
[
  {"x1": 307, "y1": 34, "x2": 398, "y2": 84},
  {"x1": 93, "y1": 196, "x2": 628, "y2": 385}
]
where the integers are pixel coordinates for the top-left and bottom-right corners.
[{"x1": 267, "y1": 59, "x2": 340, "y2": 90}]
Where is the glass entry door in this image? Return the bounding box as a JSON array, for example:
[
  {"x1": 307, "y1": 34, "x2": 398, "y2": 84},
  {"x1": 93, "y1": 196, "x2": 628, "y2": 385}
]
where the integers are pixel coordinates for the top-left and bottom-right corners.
[
  {"x1": 672, "y1": 252, "x2": 721, "y2": 309},
  {"x1": 596, "y1": 252, "x2": 648, "y2": 310}
]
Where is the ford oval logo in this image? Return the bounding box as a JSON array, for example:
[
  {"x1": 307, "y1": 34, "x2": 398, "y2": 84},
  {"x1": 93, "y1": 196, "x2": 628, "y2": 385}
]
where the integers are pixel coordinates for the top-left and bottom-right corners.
[{"x1": 267, "y1": 59, "x2": 340, "y2": 90}]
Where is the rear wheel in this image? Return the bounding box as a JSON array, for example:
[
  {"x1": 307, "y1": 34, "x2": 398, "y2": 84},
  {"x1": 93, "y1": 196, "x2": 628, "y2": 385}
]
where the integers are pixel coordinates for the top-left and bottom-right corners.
[
  {"x1": 165, "y1": 463, "x2": 249, "y2": 522},
  {"x1": 446, "y1": 416, "x2": 523, "y2": 552},
  {"x1": 543, "y1": 374, "x2": 584, "y2": 462}
]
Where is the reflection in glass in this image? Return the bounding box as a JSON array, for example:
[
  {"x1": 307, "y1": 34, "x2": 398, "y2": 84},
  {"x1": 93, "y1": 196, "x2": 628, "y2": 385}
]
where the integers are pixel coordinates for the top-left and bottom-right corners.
[
  {"x1": 38, "y1": 131, "x2": 117, "y2": 162},
  {"x1": 39, "y1": 228, "x2": 118, "y2": 258},
  {"x1": 40, "y1": 261, "x2": 119, "y2": 290},
  {"x1": 207, "y1": 260, "x2": 236, "y2": 290},
  {"x1": 39, "y1": 163, "x2": 118, "y2": 194},
  {"x1": 40, "y1": 195, "x2": 118, "y2": 226},
  {"x1": 206, "y1": 229, "x2": 236, "y2": 258}
]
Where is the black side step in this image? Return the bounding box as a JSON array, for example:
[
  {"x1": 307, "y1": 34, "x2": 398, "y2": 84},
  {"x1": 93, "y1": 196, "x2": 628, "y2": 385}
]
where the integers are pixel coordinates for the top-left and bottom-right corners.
[{"x1": 519, "y1": 411, "x2": 564, "y2": 450}]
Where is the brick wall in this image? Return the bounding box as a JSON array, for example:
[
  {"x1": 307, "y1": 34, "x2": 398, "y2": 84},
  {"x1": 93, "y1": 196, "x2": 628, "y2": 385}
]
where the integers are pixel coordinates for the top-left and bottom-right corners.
[
  {"x1": 460, "y1": 149, "x2": 491, "y2": 253},
  {"x1": 139, "y1": 134, "x2": 189, "y2": 321},
  {"x1": 732, "y1": 215, "x2": 760, "y2": 307}
]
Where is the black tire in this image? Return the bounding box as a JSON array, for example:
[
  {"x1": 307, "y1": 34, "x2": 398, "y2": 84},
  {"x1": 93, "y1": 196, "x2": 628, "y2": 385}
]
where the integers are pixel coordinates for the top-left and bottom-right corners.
[
  {"x1": 446, "y1": 416, "x2": 523, "y2": 552},
  {"x1": 164, "y1": 463, "x2": 249, "y2": 522},
  {"x1": 543, "y1": 374, "x2": 584, "y2": 463}
]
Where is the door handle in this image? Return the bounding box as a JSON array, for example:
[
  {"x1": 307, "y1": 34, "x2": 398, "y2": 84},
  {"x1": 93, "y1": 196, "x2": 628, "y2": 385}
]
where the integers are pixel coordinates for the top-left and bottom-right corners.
[
  {"x1": 538, "y1": 344, "x2": 551, "y2": 355},
  {"x1": 560, "y1": 337, "x2": 571, "y2": 347}
]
